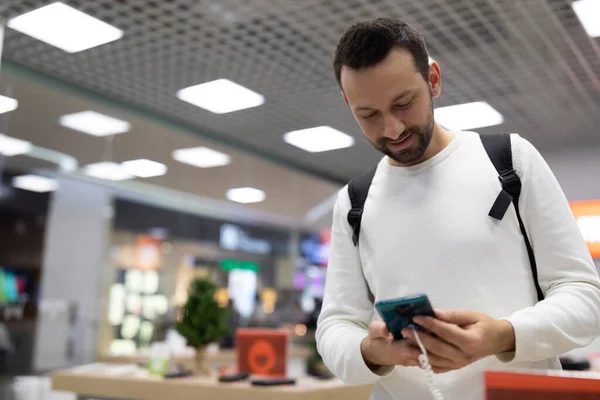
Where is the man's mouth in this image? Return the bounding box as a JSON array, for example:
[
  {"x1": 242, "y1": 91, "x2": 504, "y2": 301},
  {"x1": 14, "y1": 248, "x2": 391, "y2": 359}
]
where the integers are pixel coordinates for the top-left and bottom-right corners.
[{"x1": 390, "y1": 132, "x2": 413, "y2": 144}]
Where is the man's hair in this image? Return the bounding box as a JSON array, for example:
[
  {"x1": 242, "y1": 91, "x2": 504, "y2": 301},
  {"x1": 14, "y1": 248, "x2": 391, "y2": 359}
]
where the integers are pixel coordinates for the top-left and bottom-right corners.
[{"x1": 333, "y1": 17, "x2": 430, "y2": 88}]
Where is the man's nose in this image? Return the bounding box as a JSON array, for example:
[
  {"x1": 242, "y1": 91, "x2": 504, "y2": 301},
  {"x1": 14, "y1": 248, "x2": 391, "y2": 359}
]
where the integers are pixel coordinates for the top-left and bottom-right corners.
[{"x1": 382, "y1": 115, "x2": 405, "y2": 140}]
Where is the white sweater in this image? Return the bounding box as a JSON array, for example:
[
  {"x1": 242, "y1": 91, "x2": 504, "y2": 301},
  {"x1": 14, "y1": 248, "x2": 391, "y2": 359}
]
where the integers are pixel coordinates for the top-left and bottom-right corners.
[{"x1": 316, "y1": 131, "x2": 600, "y2": 400}]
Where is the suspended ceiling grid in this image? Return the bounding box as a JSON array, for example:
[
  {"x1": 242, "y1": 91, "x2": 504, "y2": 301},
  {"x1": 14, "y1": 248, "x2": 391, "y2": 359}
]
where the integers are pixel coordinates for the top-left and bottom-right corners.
[{"x1": 1, "y1": 0, "x2": 599, "y2": 183}]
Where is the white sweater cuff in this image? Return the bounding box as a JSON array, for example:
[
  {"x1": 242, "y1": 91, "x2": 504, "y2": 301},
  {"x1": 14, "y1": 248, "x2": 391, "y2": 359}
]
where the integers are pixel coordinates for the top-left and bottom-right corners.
[{"x1": 497, "y1": 312, "x2": 539, "y2": 363}]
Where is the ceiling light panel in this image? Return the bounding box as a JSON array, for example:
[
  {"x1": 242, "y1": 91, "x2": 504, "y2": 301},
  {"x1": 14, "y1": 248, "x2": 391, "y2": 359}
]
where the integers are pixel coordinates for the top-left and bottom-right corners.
[
  {"x1": 172, "y1": 146, "x2": 231, "y2": 168},
  {"x1": 226, "y1": 187, "x2": 266, "y2": 204},
  {"x1": 176, "y1": 79, "x2": 265, "y2": 114},
  {"x1": 0, "y1": 134, "x2": 32, "y2": 156},
  {"x1": 13, "y1": 175, "x2": 58, "y2": 193},
  {"x1": 283, "y1": 126, "x2": 355, "y2": 153},
  {"x1": 572, "y1": 0, "x2": 600, "y2": 38},
  {"x1": 434, "y1": 101, "x2": 504, "y2": 130},
  {"x1": 121, "y1": 159, "x2": 168, "y2": 178},
  {"x1": 59, "y1": 111, "x2": 130, "y2": 136},
  {"x1": 7, "y1": 2, "x2": 123, "y2": 53},
  {"x1": 84, "y1": 162, "x2": 134, "y2": 181},
  {"x1": 0, "y1": 95, "x2": 19, "y2": 115}
]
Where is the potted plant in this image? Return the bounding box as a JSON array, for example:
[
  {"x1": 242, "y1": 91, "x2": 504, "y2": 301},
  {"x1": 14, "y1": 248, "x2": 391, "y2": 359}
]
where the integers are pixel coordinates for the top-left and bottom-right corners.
[
  {"x1": 176, "y1": 277, "x2": 230, "y2": 374},
  {"x1": 306, "y1": 340, "x2": 332, "y2": 378}
]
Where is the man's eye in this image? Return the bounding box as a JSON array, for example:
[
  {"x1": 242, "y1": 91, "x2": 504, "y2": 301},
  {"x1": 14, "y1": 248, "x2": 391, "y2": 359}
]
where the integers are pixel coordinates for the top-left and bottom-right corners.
[
  {"x1": 396, "y1": 101, "x2": 412, "y2": 109},
  {"x1": 361, "y1": 113, "x2": 376, "y2": 120}
]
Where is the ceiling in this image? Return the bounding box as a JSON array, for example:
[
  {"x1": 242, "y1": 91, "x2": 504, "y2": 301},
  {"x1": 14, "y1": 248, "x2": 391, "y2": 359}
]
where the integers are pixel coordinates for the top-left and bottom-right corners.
[
  {"x1": 0, "y1": 73, "x2": 340, "y2": 225},
  {"x1": 1, "y1": 0, "x2": 600, "y2": 185}
]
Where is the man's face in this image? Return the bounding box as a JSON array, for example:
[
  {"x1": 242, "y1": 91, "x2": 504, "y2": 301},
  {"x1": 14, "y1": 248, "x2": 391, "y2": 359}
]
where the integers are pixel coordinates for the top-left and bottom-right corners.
[{"x1": 341, "y1": 49, "x2": 440, "y2": 166}]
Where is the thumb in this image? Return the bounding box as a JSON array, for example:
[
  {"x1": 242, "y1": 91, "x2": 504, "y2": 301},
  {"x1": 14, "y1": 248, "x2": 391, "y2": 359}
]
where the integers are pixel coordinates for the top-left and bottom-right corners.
[
  {"x1": 435, "y1": 309, "x2": 481, "y2": 326},
  {"x1": 369, "y1": 321, "x2": 391, "y2": 339}
]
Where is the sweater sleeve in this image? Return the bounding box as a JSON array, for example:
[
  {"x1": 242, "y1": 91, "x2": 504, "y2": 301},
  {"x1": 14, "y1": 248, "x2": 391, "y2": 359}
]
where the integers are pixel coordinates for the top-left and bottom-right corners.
[
  {"x1": 315, "y1": 188, "x2": 394, "y2": 384},
  {"x1": 499, "y1": 135, "x2": 600, "y2": 363}
]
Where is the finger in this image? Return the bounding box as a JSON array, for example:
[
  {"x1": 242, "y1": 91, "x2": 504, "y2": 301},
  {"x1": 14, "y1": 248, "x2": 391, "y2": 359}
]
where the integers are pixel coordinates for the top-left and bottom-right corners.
[
  {"x1": 403, "y1": 329, "x2": 465, "y2": 362},
  {"x1": 369, "y1": 321, "x2": 391, "y2": 339},
  {"x1": 412, "y1": 316, "x2": 470, "y2": 349},
  {"x1": 434, "y1": 309, "x2": 480, "y2": 326}
]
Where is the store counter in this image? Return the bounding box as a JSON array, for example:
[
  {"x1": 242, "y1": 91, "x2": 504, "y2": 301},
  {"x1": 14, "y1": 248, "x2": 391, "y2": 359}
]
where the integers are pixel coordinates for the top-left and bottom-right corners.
[
  {"x1": 101, "y1": 346, "x2": 312, "y2": 378},
  {"x1": 100, "y1": 346, "x2": 311, "y2": 366},
  {"x1": 51, "y1": 366, "x2": 373, "y2": 400}
]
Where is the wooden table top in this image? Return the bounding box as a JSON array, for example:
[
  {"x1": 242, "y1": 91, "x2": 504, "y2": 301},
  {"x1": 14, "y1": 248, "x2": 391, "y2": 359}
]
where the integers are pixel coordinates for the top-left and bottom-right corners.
[{"x1": 51, "y1": 365, "x2": 373, "y2": 400}]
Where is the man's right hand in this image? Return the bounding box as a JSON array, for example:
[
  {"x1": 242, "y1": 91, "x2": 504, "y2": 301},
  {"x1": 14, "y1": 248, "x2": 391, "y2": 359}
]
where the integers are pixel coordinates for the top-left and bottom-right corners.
[{"x1": 360, "y1": 321, "x2": 422, "y2": 370}]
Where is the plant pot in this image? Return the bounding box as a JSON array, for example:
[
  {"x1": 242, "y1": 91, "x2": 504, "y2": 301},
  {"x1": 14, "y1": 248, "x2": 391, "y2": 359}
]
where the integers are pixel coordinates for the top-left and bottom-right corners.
[{"x1": 193, "y1": 347, "x2": 210, "y2": 375}]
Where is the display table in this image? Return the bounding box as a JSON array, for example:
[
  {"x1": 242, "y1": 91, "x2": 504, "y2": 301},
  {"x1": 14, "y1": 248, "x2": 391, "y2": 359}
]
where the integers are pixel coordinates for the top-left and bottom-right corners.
[
  {"x1": 101, "y1": 347, "x2": 312, "y2": 377},
  {"x1": 100, "y1": 346, "x2": 311, "y2": 366},
  {"x1": 51, "y1": 365, "x2": 373, "y2": 400},
  {"x1": 485, "y1": 369, "x2": 600, "y2": 399}
]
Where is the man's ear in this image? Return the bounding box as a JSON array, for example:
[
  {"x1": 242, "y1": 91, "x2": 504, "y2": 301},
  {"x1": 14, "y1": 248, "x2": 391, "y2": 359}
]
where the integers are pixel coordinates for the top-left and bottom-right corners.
[
  {"x1": 429, "y1": 62, "x2": 442, "y2": 98},
  {"x1": 341, "y1": 91, "x2": 349, "y2": 105}
]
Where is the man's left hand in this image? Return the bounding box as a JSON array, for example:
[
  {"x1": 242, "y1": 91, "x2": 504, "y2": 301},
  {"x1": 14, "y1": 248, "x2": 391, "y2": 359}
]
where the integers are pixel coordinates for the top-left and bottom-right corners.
[{"x1": 402, "y1": 309, "x2": 515, "y2": 374}]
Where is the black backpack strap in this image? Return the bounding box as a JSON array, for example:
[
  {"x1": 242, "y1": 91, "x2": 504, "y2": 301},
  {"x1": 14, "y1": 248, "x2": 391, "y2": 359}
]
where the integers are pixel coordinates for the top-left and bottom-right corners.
[
  {"x1": 347, "y1": 167, "x2": 377, "y2": 246},
  {"x1": 480, "y1": 133, "x2": 544, "y2": 302}
]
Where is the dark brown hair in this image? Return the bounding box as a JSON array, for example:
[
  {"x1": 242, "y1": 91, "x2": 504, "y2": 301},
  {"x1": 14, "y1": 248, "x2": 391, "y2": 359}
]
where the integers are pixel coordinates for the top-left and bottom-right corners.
[{"x1": 333, "y1": 17, "x2": 430, "y2": 88}]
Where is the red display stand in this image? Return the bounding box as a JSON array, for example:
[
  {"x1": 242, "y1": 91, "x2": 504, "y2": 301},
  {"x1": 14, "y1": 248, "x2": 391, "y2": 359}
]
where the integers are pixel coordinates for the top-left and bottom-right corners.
[
  {"x1": 485, "y1": 369, "x2": 600, "y2": 399},
  {"x1": 235, "y1": 328, "x2": 289, "y2": 377}
]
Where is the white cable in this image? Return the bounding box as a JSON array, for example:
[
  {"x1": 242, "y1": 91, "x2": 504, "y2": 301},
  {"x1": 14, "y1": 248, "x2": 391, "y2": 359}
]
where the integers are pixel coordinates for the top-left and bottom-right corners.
[{"x1": 411, "y1": 326, "x2": 445, "y2": 400}]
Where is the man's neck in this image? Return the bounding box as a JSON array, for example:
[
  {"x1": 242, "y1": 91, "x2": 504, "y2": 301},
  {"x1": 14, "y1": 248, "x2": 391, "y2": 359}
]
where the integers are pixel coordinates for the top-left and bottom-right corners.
[
  {"x1": 387, "y1": 123, "x2": 455, "y2": 167},
  {"x1": 422, "y1": 123, "x2": 455, "y2": 161}
]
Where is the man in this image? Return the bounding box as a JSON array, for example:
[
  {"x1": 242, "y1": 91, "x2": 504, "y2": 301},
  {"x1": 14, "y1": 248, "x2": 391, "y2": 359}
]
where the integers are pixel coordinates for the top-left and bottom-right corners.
[{"x1": 315, "y1": 17, "x2": 600, "y2": 400}]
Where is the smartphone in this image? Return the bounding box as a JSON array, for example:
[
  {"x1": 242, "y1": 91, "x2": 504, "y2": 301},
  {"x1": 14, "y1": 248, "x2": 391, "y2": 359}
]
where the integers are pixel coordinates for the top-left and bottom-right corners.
[
  {"x1": 218, "y1": 373, "x2": 250, "y2": 383},
  {"x1": 375, "y1": 294, "x2": 435, "y2": 340},
  {"x1": 251, "y1": 378, "x2": 296, "y2": 386}
]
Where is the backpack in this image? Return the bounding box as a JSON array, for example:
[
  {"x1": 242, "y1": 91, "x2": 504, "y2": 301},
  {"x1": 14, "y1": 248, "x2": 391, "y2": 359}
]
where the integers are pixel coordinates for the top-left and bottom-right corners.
[{"x1": 346, "y1": 133, "x2": 545, "y2": 302}]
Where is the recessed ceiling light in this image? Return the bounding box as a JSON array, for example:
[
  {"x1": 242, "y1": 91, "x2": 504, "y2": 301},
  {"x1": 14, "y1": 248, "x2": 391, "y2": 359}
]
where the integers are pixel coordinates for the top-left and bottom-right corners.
[
  {"x1": 0, "y1": 134, "x2": 32, "y2": 156},
  {"x1": 121, "y1": 159, "x2": 167, "y2": 178},
  {"x1": 226, "y1": 187, "x2": 266, "y2": 204},
  {"x1": 13, "y1": 175, "x2": 58, "y2": 193},
  {"x1": 172, "y1": 146, "x2": 231, "y2": 168},
  {"x1": 0, "y1": 95, "x2": 18, "y2": 115},
  {"x1": 283, "y1": 126, "x2": 355, "y2": 153},
  {"x1": 59, "y1": 111, "x2": 130, "y2": 137},
  {"x1": 572, "y1": 0, "x2": 600, "y2": 38},
  {"x1": 176, "y1": 79, "x2": 265, "y2": 114},
  {"x1": 7, "y1": 2, "x2": 123, "y2": 53},
  {"x1": 84, "y1": 162, "x2": 134, "y2": 181},
  {"x1": 434, "y1": 101, "x2": 504, "y2": 130}
]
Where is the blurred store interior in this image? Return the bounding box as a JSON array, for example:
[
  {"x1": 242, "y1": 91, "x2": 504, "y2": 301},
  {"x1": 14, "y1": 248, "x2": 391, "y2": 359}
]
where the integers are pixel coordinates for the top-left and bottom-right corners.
[{"x1": 0, "y1": 0, "x2": 599, "y2": 398}]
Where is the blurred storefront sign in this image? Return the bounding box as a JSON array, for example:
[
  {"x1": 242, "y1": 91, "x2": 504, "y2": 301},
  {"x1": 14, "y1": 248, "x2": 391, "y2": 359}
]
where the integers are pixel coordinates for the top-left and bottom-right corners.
[
  {"x1": 134, "y1": 235, "x2": 163, "y2": 270},
  {"x1": 571, "y1": 201, "x2": 600, "y2": 259},
  {"x1": 219, "y1": 224, "x2": 272, "y2": 255}
]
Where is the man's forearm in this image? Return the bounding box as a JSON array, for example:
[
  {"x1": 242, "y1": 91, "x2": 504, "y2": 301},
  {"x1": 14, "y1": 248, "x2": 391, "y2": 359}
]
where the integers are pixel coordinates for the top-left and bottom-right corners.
[{"x1": 502, "y1": 284, "x2": 600, "y2": 363}]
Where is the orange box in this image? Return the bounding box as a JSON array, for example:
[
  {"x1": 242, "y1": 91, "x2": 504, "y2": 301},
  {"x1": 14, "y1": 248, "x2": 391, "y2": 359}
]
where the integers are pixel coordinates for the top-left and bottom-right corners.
[
  {"x1": 235, "y1": 328, "x2": 289, "y2": 377},
  {"x1": 571, "y1": 201, "x2": 600, "y2": 259},
  {"x1": 485, "y1": 370, "x2": 600, "y2": 399}
]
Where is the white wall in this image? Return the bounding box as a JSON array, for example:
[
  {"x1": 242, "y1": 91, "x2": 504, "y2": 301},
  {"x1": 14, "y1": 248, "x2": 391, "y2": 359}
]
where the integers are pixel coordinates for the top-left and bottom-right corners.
[
  {"x1": 34, "y1": 178, "x2": 112, "y2": 371},
  {"x1": 542, "y1": 144, "x2": 600, "y2": 202}
]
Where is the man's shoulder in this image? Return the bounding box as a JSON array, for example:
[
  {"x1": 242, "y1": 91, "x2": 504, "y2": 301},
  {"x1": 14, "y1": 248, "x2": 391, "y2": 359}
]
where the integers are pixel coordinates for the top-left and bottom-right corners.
[
  {"x1": 508, "y1": 133, "x2": 541, "y2": 177},
  {"x1": 467, "y1": 131, "x2": 538, "y2": 176},
  {"x1": 334, "y1": 185, "x2": 352, "y2": 214}
]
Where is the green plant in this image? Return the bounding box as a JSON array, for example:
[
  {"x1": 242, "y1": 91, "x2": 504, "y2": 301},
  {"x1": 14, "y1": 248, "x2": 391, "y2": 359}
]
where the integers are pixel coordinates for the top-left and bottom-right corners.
[
  {"x1": 306, "y1": 339, "x2": 331, "y2": 377},
  {"x1": 175, "y1": 277, "x2": 230, "y2": 348}
]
